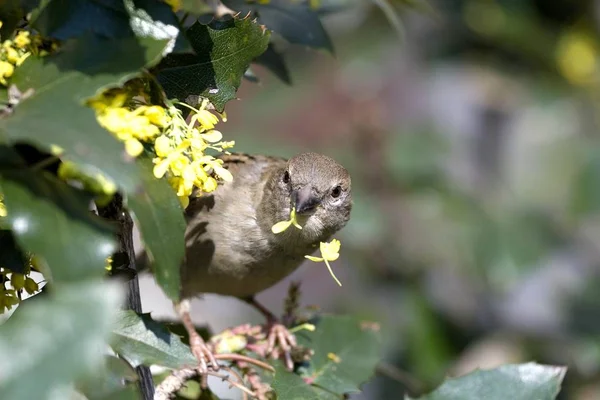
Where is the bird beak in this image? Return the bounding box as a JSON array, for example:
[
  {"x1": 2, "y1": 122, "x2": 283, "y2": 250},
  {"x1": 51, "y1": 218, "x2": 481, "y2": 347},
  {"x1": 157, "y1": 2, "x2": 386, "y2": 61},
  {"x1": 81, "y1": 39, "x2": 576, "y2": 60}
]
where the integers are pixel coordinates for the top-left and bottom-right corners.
[{"x1": 294, "y1": 186, "x2": 320, "y2": 215}]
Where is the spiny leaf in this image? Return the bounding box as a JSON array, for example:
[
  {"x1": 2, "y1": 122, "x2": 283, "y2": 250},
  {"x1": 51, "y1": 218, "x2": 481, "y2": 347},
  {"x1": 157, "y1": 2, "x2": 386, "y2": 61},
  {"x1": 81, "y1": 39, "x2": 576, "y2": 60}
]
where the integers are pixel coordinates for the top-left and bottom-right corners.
[
  {"x1": 111, "y1": 310, "x2": 197, "y2": 369},
  {"x1": 127, "y1": 157, "x2": 186, "y2": 301},
  {"x1": 0, "y1": 281, "x2": 123, "y2": 399},
  {"x1": 407, "y1": 363, "x2": 567, "y2": 400},
  {"x1": 0, "y1": 169, "x2": 116, "y2": 282},
  {"x1": 295, "y1": 315, "x2": 382, "y2": 395},
  {"x1": 0, "y1": 34, "x2": 168, "y2": 194},
  {"x1": 156, "y1": 16, "x2": 270, "y2": 111},
  {"x1": 222, "y1": 0, "x2": 333, "y2": 52}
]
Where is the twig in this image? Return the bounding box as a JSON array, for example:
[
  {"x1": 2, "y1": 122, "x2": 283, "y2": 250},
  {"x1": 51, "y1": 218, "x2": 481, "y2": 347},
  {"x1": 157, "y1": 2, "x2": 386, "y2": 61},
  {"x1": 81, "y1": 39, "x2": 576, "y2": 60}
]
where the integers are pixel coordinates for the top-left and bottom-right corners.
[
  {"x1": 154, "y1": 368, "x2": 197, "y2": 400},
  {"x1": 98, "y1": 194, "x2": 154, "y2": 399},
  {"x1": 215, "y1": 353, "x2": 275, "y2": 372},
  {"x1": 208, "y1": 370, "x2": 256, "y2": 399},
  {"x1": 375, "y1": 361, "x2": 424, "y2": 396},
  {"x1": 154, "y1": 368, "x2": 257, "y2": 400}
]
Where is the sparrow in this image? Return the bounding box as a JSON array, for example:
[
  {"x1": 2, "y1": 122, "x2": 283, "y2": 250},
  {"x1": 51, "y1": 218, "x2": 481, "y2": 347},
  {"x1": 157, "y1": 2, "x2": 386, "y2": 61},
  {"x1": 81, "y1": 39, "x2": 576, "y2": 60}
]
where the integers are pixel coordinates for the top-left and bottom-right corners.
[{"x1": 176, "y1": 152, "x2": 352, "y2": 372}]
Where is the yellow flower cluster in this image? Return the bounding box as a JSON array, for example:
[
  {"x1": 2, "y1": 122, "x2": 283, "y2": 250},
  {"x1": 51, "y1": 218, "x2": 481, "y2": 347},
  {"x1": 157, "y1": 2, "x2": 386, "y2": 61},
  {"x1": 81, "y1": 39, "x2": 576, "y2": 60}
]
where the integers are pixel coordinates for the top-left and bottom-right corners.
[
  {"x1": 0, "y1": 261, "x2": 40, "y2": 314},
  {"x1": 151, "y1": 100, "x2": 234, "y2": 208},
  {"x1": 89, "y1": 89, "x2": 235, "y2": 208},
  {"x1": 272, "y1": 209, "x2": 343, "y2": 286},
  {"x1": 88, "y1": 92, "x2": 169, "y2": 158},
  {"x1": 0, "y1": 194, "x2": 41, "y2": 314},
  {"x1": 0, "y1": 21, "x2": 32, "y2": 86}
]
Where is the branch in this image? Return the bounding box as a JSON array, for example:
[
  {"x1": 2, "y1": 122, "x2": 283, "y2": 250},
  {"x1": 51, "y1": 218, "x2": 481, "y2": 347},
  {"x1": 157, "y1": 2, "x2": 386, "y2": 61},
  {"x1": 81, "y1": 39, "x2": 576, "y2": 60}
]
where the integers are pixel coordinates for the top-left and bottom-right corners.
[
  {"x1": 98, "y1": 194, "x2": 154, "y2": 399},
  {"x1": 154, "y1": 368, "x2": 257, "y2": 400}
]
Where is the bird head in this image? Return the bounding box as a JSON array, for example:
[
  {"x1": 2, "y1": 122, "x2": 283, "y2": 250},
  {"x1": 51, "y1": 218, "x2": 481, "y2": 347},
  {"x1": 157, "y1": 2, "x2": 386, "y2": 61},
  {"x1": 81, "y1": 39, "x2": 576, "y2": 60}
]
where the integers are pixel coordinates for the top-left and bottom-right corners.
[{"x1": 270, "y1": 152, "x2": 352, "y2": 244}]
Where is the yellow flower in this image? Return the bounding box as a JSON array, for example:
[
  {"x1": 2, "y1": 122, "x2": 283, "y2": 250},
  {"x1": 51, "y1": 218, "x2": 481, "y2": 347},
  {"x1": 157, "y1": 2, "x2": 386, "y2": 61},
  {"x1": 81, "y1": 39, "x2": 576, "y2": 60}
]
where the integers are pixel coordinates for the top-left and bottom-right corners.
[
  {"x1": 10, "y1": 273, "x2": 25, "y2": 291},
  {"x1": 5, "y1": 46, "x2": 20, "y2": 64},
  {"x1": 0, "y1": 286, "x2": 19, "y2": 313},
  {"x1": 202, "y1": 176, "x2": 218, "y2": 192},
  {"x1": 305, "y1": 239, "x2": 342, "y2": 286},
  {"x1": 141, "y1": 105, "x2": 171, "y2": 127},
  {"x1": 13, "y1": 31, "x2": 31, "y2": 48},
  {"x1": 164, "y1": 0, "x2": 181, "y2": 12},
  {"x1": 0, "y1": 61, "x2": 14, "y2": 85},
  {"x1": 556, "y1": 30, "x2": 598, "y2": 85},
  {"x1": 272, "y1": 207, "x2": 303, "y2": 233},
  {"x1": 0, "y1": 194, "x2": 6, "y2": 217},
  {"x1": 154, "y1": 135, "x2": 172, "y2": 157},
  {"x1": 125, "y1": 138, "x2": 144, "y2": 157},
  {"x1": 23, "y1": 277, "x2": 38, "y2": 295}
]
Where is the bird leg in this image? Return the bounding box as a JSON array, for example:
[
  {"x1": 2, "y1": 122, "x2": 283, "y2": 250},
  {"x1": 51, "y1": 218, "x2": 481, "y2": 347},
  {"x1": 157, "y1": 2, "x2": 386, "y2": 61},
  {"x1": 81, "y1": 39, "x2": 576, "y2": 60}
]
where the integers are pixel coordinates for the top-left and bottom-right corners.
[
  {"x1": 242, "y1": 296, "x2": 297, "y2": 370},
  {"x1": 176, "y1": 300, "x2": 219, "y2": 374}
]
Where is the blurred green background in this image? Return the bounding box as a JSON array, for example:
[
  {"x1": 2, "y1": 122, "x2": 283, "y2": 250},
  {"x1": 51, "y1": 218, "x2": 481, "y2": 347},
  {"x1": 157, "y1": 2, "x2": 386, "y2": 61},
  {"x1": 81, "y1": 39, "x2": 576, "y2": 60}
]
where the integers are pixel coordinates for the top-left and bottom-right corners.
[{"x1": 142, "y1": 0, "x2": 600, "y2": 398}]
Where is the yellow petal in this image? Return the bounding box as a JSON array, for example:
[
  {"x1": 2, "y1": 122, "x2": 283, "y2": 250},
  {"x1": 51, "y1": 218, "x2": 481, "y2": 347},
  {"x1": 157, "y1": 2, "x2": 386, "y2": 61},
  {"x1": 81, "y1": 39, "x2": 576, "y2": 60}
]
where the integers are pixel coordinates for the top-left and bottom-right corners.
[
  {"x1": 272, "y1": 219, "x2": 292, "y2": 234},
  {"x1": 304, "y1": 255, "x2": 324, "y2": 262},
  {"x1": 153, "y1": 159, "x2": 170, "y2": 179},
  {"x1": 201, "y1": 130, "x2": 223, "y2": 142},
  {"x1": 213, "y1": 165, "x2": 233, "y2": 182},
  {"x1": 154, "y1": 135, "x2": 172, "y2": 157},
  {"x1": 202, "y1": 177, "x2": 218, "y2": 192},
  {"x1": 125, "y1": 138, "x2": 144, "y2": 157}
]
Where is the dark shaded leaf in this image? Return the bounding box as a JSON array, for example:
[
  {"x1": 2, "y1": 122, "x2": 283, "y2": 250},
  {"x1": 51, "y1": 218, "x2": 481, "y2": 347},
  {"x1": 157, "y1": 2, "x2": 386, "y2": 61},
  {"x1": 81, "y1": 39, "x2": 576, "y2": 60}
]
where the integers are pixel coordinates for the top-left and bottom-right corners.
[
  {"x1": 0, "y1": 0, "x2": 24, "y2": 39},
  {"x1": 111, "y1": 310, "x2": 197, "y2": 369},
  {"x1": 162, "y1": 320, "x2": 213, "y2": 343},
  {"x1": 30, "y1": 0, "x2": 131, "y2": 40},
  {"x1": 222, "y1": 0, "x2": 333, "y2": 52},
  {"x1": 127, "y1": 157, "x2": 186, "y2": 301},
  {"x1": 0, "y1": 34, "x2": 168, "y2": 193},
  {"x1": 0, "y1": 169, "x2": 116, "y2": 281},
  {"x1": 254, "y1": 43, "x2": 291, "y2": 84},
  {"x1": 271, "y1": 362, "x2": 340, "y2": 400},
  {"x1": 296, "y1": 315, "x2": 382, "y2": 395},
  {"x1": 407, "y1": 363, "x2": 566, "y2": 400},
  {"x1": 0, "y1": 230, "x2": 29, "y2": 274},
  {"x1": 156, "y1": 16, "x2": 270, "y2": 111},
  {"x1": 0, "y1": 281, "x2": 122, "y2": 399}
]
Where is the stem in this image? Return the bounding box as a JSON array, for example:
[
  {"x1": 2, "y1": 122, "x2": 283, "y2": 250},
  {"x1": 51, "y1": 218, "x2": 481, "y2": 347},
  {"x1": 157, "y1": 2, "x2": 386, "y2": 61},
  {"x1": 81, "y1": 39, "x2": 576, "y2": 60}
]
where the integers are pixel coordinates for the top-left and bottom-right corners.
[{"x1": 97, "y1": 194, "x2": 154, "y2": 400}]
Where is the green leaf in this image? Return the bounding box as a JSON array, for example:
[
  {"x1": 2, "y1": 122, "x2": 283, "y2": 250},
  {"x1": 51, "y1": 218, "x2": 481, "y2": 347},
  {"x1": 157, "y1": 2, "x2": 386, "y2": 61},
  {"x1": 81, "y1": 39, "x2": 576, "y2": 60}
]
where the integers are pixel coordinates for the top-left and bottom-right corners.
[
  {"x1": 179, "y1": 0, "x2": 213, "y2": 14},
  {"x1": 222, "y1": 0, "x2": 333, "y2": 52},
  {"x1": 254, "y1": 43, "x2": 291, "y2": 84},
  {"x1": 407, "y1": 363, "x2": 567, "y2": 400},
  {"x1": 77, "y1": 356, "x2": 139, "y2": 400},
  {"x1": 0, "y1": 229, "x2": 29, "y2": 274},
  {"x1": 572, "y1": 153, "x2": 600, "y2": 216},
  {"x1": 271, "y1": 363, "x2": 340, "y2": 400},
  {"x1": 0, "y1": 34, "x2": 168, "y2": 194},
  {"x1": 156, "y1": 16, "x2": 270, "y2": 111},
  {"x1": 111, "y1": 310, "x2": 197, "y2": 369},
  {"x1": 0, "y1": 169, "x2": 116, "y2": 281},
  {"x1": 127, "y1": 157, "x2": 186, "y2": 301},
  {"x1": 295, "y1": 315, "x2": 382, "y2": 395},
  {"x1": 0, "y1": 280, "x2": 122, "y2": 399}
]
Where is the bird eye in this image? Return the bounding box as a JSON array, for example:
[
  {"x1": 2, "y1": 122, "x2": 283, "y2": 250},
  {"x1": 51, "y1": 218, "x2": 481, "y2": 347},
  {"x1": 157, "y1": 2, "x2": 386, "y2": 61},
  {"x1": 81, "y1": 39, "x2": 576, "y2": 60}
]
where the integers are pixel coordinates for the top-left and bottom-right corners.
[
  {"x1": 283, "y1": 170, "x2": 290, "y2": 184},
  {"x1": 331, "y1": 185, "x2": 342, "y2": 198}
]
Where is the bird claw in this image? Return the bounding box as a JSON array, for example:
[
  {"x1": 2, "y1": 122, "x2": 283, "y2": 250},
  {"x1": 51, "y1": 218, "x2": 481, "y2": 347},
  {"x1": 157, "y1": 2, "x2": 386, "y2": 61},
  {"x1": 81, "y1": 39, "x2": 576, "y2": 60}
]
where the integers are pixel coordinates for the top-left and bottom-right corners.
[
  {"x1": 190, "y1": 333, "x2": 219, "y2": 373},
  {"x1": 266, "y1": 323, "x2": 297, "y2": 370}
]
